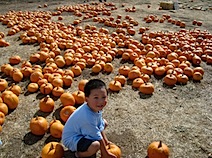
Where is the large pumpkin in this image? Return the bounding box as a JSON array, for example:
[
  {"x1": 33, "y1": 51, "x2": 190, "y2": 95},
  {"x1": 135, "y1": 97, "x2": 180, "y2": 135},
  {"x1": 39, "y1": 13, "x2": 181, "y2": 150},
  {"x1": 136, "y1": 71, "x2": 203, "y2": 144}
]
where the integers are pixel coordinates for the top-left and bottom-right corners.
[
  {"x1": 41, "y1": 142, "x2": 64, "y2": 158},
  {"x1": 147, "y1": 141, "x2": 170, "y2": 158}
]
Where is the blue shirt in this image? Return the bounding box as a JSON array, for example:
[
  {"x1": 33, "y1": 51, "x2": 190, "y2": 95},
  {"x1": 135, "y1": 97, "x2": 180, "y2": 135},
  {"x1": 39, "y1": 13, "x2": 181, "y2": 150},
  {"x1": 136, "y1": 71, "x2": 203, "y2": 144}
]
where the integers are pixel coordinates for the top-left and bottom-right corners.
[{"x1": 62, "y1": 103, "x2": 105, "y2": 151}]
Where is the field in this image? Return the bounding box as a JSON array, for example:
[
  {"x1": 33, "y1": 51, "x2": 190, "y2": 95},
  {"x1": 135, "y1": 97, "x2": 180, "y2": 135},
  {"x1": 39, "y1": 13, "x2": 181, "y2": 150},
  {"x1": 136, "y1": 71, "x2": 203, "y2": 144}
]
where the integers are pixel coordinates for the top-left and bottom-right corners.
[{"x1": 0, "y1": 0, "x2": 212, "y2": 158}]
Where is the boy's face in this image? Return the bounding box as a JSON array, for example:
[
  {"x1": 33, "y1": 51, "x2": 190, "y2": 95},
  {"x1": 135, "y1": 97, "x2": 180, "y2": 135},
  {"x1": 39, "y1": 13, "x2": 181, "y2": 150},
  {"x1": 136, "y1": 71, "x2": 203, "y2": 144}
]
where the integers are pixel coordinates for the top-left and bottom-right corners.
[{"x1": 86, "y1": 87, "x2": 108, "y2": 112}]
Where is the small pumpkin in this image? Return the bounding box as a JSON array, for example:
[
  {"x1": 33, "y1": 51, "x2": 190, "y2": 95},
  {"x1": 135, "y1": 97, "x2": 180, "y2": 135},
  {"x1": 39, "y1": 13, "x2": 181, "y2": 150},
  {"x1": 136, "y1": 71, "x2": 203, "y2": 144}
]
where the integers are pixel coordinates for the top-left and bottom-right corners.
[
  {"x1": 114, "y1": 75, "x2": 126, "y2": 86},
  {"x1": 102, "y1": 143, "x2": 121, "y2": 158},
  {"x1": 60, "y1": 106, "x2": 76, "y2": 122},
  {"x1": 0, "y1": 79, "x2": 8, "y2": 92},
  {"x1": 132, "y1": 78, "x2": 144, "y2": 88},
  {"x1": 9, "y1": 55, "x2": 21, "y2": 65},
  {"x1": 147, "y1": 141, "x2": 170, "y2": 158},
  {"x1": 163, "y1": 74, "x2": 177, "y2": 86},
  {"x1": 78, "y1": 79, "x2": 89, "y2": 92},
  {"x1": 49, "y1": 121, "x2": 64, "y2": 138},
  {"x1": 40, "y1": 83, "x2": 53, "y2": 95},
  {"x1": 60, "y1": 92, "x2": 75, "y2": 106},
  {"x1": 0, "y1": 102, "x2": 8, "y2": 115},
  {"x1": 39, "y1": 95, "x2": 55, "y2": 113},
  {"x1": 2, "y1": 91, "x2": 19, "y2": 109},
  {"x1": 52, "y1": 87, "x2": 64, "y2": 97},
  {"x1": 41, "y1": 142, "x2": 64, "y2": 158},
  {"x1": 8, "y1": 83, "x2": 21, "y2": 96},
  {"x1": 30, "y1": 116, "x2": 48, "y2": 135},
  {"x1": 0, "y1": 111, "x2": 5, "y2": 125},
  {"x1": 72, "y1": 90, "x2": 85, "y2": 105},
  {"x1": 109, "y1": 80, "x2": 122, "y2": 92},
  {"x1": 27, "y1": 83, "x2": 39, "y2": 93},
  {"x1": 139, "y1": 82, "x2": 154, "y2": 95}
]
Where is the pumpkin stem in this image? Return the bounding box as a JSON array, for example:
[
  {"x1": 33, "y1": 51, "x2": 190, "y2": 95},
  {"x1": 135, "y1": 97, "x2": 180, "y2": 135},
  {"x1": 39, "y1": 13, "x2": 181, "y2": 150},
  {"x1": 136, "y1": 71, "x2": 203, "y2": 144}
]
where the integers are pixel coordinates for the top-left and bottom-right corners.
[
  {"x1": 158, "y1": 141, "x2": 162, "y2": 148},
  {"x1": 48, "y1": 143, "x2": 54, "y2": 153}
]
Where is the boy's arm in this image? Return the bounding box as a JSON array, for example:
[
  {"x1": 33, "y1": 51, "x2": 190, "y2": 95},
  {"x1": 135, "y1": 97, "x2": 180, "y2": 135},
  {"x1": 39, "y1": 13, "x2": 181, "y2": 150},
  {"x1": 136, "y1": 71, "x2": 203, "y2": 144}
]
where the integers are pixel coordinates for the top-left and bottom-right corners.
[{"x1": 99, "y1": 139, "x2": 117, "y2": 158}]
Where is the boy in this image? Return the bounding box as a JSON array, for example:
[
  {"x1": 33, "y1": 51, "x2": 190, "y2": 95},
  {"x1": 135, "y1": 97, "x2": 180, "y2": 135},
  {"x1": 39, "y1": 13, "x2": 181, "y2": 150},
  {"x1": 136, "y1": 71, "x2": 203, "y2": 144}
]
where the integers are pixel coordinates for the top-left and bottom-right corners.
[{"x1": 62, "y1": 79, "x2": 117, "y2": 158}]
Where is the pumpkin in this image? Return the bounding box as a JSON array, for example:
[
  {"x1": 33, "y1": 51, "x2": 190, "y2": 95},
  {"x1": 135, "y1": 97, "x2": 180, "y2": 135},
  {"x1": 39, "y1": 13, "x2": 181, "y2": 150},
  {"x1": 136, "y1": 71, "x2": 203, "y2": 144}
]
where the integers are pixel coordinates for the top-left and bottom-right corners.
[
  {"x1": 62, "y1": 75, "x2": 73, "y2": 87},
  {"x1": 51, "y1": 78, "x2": 63, "y2": 87},
  {"x1": 60, "y1": 92, "x2": 75, "y2": 106},
  {"x1": 0, "y1": 102, "x2": 8, "y2": 115},
  {"x1": 72, "y1": 90, "x2": 85, "y2": 105},
  {"x1": 2, "y1": 91, "x2": 19, "y2": 109},
  {"x1": 8, "y1": 83, "x2": 21, "y2": 96},
  {"x1": 9, "y1": 55, "x2": 21, "y2": 65},
  {"x1": 0, "y1": 79, "x2": 8, "y2": 92},
  {"x1": 163, "y1": 74, "x2": 177, "y2": 86},
  {"x1": 177, "y1": 74, "x2": 189, "y2": 84},
  {"x1": 71, "y1": 65, "x2": 82, "y2": 77},
  {"x1": 60, "y1": 106, "x2": 76, "y2": 122},
  {"x1": 41, "y1": 142, "x2": 64, "y2": 158},
  {"x1": 109, "y1": 80, "x2": 122, "y2": 92},
  {"x1": 92, "y1": 63, "x2": 102, "y2": 74},
  {"x1": 52, "y1": 87, "x2": 64, "y2": 97},
  {"x1": 27, "y1": 83, "x2": 39, "y2": 93},
  {"x1": 192, "y1": 71, "x2": 203, "y2": 81},
  {"x1": 39, "y1": 95, "x2": 55, "y2": 113},
  {"x1": 132, "y1": 78, "x2": 144, "y2": 88},
  {"x1": 118, "y1": 65, "x2": 131, "y2": 76},
  {"x1": 139, "y1": 82, "x2": 154, "y2": 95},
  {"x1": 40, "y1": 83, "x2": 53, "y2": 95},
  {"x1": 30, "y1": 71, "x2": 44, "y2": 83},
  {"x1": 30, "y1": 116, "x2": 48, "y2": 136},
  {"x1": 78, "y1": 79, "x2": 89, "y2": 92},
  {"x1": 103, "y1": 63, "x2": 114, "y2": 73},
  {"x1": 50, "y1": 121, "x2": 64, "y2": 138},
  {"x1": 0, "y1": 111, "x2": 5, "y2": 125},
  {"x1": 128, "y1": 69, "x2": 141, "y2": 80},
  {"x1": 147, "y1": 141, "x2": 170, "y2": 158},
  {"x1": 114, "y1": 75, "x2": 126, "y2": 86},
  {"x1": 102, "y1": 143, "x2": 121, "y2": 158}
]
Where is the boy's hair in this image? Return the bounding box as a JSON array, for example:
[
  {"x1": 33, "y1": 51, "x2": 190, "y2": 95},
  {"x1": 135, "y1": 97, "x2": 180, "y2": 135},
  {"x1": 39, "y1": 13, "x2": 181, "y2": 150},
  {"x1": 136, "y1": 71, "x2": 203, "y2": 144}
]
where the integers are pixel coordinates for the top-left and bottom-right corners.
[{"x1": 84, "y1": 79, "x2": 107, "y2": 97}]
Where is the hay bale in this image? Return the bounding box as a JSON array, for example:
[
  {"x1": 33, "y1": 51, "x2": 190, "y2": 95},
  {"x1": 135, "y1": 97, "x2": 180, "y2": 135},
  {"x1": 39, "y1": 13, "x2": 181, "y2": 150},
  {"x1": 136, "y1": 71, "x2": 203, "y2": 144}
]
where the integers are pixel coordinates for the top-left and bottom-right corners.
[{"x1": 160, "y1": 1, "x2": 174, "y2": 10}]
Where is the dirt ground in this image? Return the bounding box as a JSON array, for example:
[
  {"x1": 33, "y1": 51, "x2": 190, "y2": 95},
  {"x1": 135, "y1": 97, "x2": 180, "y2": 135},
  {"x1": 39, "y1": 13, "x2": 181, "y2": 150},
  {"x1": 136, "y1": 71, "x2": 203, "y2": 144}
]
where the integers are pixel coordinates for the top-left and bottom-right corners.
[{"x1": 0, "y1": 0, "x2": 211, "y2": 158}]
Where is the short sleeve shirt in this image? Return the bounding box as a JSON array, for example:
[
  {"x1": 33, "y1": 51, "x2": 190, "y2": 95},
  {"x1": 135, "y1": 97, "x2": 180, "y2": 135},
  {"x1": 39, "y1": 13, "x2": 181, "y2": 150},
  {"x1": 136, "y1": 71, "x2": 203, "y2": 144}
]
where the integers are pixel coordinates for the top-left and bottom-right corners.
[{"x1": 62, "y1": 103, "x2": 105, "y2": 151}]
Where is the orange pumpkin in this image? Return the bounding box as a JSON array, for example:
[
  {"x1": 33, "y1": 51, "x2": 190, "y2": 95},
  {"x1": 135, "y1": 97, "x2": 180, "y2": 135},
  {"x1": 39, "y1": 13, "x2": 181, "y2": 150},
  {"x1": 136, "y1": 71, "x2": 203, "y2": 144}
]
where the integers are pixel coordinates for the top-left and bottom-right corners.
[
  {"x1": 41, "y1": 142, "x2": 64, "y2": 158},
  {"x1": 72, "y1": 90, "x2": 85, "y2": 105},
  {"x1": 52, "y1": 87, "x2": 64, "y2": 97},
  {"x1": 30, "y1": 116, "x2": 48, "y2": 135},
  {"x1": 147, "y1": 141, "x2": 170, "y2": 158},
  {"x1": 9, "y1": 55, "x2": 21, "y2": 65},
  {"x1": 2, "y1": 91, "x2": 19, "y2": 109},
  {"x1": 8, "y1": 83, "x2": 21, "y2": 96},
  {"x1": 40, "y1": 83, "x2": 53, "y2": 95},
  {"x1": 50, "y1": 121, "x2": 64, "y2": 138},
  {"x1": 0, "y1": 102, "x2": 8, "y2": 115},
  {"x1": 78, "y1": 79, "x2": 89, "y2": 92},
  {"x1": 27, "y1": 83, "x2": 39, "y2": 93},
  {"x1": 60, "y1": 106, "x2": 76, "y2": 122},
  {"x1": 0, "y1": 79, "x2": 8, "y2": 92},
  {"x1": 102, "y1": 143, "x2": 121, "y2": 158},
  {"x1": 0, "y1": 111, "x2": 5, "y2": 125},
  {"x1": 163, "y1": 74, "x2": 177, "y2": 86},
  {"x1": 60, "y1": 92, "x2": 75, "y2": 106},
  {"x1": 109, "y1": 80, "x2": 122, "y2": 92},
  {"x1": 139, "y1": 82, "x2": 154, "y2": 95},
  {"x1": 39, "y1": 96, "x2": 55, "y2": 113}
]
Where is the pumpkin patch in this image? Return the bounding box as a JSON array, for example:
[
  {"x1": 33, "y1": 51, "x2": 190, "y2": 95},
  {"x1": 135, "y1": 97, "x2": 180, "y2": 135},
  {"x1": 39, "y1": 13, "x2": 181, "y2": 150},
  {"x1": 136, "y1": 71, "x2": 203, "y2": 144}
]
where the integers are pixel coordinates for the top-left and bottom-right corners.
[{"x1": 0, "y1": 0, "x2": 211, "y2": 158}]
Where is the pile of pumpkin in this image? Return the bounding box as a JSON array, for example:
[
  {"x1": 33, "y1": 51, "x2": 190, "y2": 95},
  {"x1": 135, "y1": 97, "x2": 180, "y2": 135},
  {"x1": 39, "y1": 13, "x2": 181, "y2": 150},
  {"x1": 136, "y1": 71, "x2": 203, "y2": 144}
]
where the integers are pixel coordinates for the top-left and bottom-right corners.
[{"x1": 0, "y1": 1, "x2": 211, "y2": 158}]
